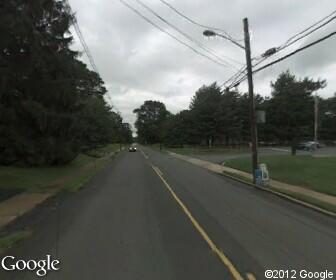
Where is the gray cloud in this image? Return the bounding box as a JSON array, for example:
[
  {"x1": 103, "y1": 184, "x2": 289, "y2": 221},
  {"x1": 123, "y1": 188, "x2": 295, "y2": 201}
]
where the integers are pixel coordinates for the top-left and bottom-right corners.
[{"x1": 69, "y1": 0, "x2": 336, "y2": 126}]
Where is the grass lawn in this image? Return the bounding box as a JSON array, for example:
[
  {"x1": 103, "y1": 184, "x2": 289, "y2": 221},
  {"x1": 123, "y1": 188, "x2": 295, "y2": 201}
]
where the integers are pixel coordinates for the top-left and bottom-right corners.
[
  {"x1": 84, "y1": 144, "x2": 122, "y2": 157},
  {"x1": 0, "y1": 230, "x2": 32, "y2": 254},
  {"x1": 0, "y1": 144, "x2": 120, "y2": 193},
  {"x1": 165, "y1": 146, "x2": 249, "y2": 155},
  {"x1": 225, "y1": 155, "x2": 336, "y2": 196}
]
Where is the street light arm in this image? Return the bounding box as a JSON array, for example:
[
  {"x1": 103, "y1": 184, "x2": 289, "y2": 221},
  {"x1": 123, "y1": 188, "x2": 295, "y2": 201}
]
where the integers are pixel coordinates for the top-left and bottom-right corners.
[
  {"x1": 216, "y1": 33, "x2": 245, "y2": 50},
  {"x1": 203, "y1": 30, "x2": 245, "y2": 50}
]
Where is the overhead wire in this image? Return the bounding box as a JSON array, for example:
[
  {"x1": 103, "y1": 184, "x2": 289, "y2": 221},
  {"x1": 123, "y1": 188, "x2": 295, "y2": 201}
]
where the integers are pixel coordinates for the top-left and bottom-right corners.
[
  {"x1": 118, "y1": 0, "x2": 232, "y2": 68},
  {"x1": 226, "y1": 30, "x2": 336, "y2": 89},
  {"x1": 226, "y1": 71, "x2": 248, "y2": 89},
  {"x1": 278, "y1": 15, "x2": 336, "y2": 52},
  {"x1": 133, "y1": 0, "x2": 241, "y2": 70},
  {"x1": 64, "y1": 0, "x2": 115, "y2": 106},
  {"x1": 253, "y1": 30, "x2": 336, "y2": 74},
  {"x1": 65, "y1": 0, "x2": 99, "y2": 74},
  {"x1": 280, "y1": 9, "x2": 336, "y2": 50},
  {"x1": 224, "y1": 10, "x2": 336, "y2": 89},
  {"x1": 156, "y1": 0, "x2": 245, "y2": 66},
  {"x1": 220, "y1": 65, "x2": 246, "y2": 88},
  {"x1": 252, "y1": 10, "x2": 336, "y2": 68},
  {"x1": 157, "y1": 0, "x2": 241, "y2": 43}
]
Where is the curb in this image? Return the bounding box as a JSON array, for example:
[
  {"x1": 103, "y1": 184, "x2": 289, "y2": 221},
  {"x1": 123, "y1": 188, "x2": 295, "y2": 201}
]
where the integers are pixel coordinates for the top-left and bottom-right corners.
[
  {"x1": 167, "y1": 151, "x2": 336, "y2": 219},
  {"x1": 0, "y1": 192, "x2": 56, "y2": 230},
  {"x1": 219, "y1": 170, "x2": 336, "y2": 219}
]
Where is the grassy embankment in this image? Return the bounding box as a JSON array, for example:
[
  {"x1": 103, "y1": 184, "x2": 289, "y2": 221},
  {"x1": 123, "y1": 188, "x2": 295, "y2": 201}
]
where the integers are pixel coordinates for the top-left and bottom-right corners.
[
  {"x1": 225, "y1": 155, "x2": 336, "y2": 213},
  {"x1": 0, "y1": 144, "x2": 121, "y2": 194},
  {"x1": 0, "y1": 230, "x2": 33, "y2": 254},
  {"x1": 155, "y1": 145, "x2": 249, "y2": 155},
  {"x1": 0, "y1": 144, "x2": 121, "y2": 252},
  {"x1": 226, "y1": 155, "x2": 336, "y2": 196}
]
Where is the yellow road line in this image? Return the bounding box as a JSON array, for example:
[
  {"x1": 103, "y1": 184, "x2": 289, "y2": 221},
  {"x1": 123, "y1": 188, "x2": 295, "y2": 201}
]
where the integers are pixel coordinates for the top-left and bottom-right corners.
[
  {"x1": 155, "y1": 166, "x2": 163, "y2": 176},
  {"x1": 151, "y1": 164, "x2": 245, "y2": 280},
  {"x1": 246, "y1": 273, "x2": 257, "y2": 280},
  {"x1": 139, "y1": 149, "x2": 149, "y2": 159}
]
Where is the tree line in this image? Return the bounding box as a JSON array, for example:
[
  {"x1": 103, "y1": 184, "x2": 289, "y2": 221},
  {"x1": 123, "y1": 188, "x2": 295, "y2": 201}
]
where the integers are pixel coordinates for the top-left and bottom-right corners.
[
  {"x1": 134, "y1": 71, "x2": 336, "y2": 149},
  {"x1": 0, "y1": 0, "x2": 132, "y2": 166}
]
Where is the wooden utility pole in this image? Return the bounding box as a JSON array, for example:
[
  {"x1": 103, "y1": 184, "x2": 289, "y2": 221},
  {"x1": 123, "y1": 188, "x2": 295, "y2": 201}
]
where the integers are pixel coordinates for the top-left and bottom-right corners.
[
  {"x1": 243, "y1": 18, "x2": 259, "y2": 184},
  {"x1": 314, "y1": 95, "x2": 319, "y2": 143}
]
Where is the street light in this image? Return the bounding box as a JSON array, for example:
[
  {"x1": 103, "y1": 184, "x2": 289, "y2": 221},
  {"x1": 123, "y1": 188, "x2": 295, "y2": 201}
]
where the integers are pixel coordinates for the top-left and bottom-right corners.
[
  {"x1": 203, "y1": 30, "x2": 245, "y2": 50},
  {"x1": 203, "y1": 30, "x2": 216, "y2": 37},
  {"x1": 203, "y1": 19, "x2": 259, "y2": 184}
]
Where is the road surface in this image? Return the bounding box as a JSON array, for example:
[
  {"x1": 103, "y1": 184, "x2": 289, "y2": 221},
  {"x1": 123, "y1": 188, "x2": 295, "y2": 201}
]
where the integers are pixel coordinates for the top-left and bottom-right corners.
[{"x1": 0, "y1": 147, "x2": 335, "y2": 279}]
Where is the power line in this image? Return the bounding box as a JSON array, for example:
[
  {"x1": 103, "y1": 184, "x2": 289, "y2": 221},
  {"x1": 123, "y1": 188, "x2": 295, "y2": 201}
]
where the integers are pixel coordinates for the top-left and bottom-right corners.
[
  {"x1": 65, "y1": 0, "x2": 99, "y2": 74},
  {"x1": 158, "y1": 0, "x2": 246, "y2": 52},
  {"x1": 280, "y1": 9, "x2": 336, "y2": 49},
  {"x1": 220, "y1": 65, "x2": 246, "y2": 87},
  {"x1": 227, "y1": 30, "x2": 336, "y2": 89},
  {"x1": 278, "y1": 15, "x2": 336, "y2": 52},
  {"x1": 229, "y1": 74, "x2": 248, "y2": 89},
  {"x1": 64, "y1": 0, "x2": 116, "y2": 107},
  {"x1": 246, "y1": 11, "x2": 336, "y2": 82},
  {"x1": 134, "y1": 0, "x2": 231, "y2": 67},
  {"x1": 224, "y1": 69, "x2": 248, "y2": 89},
  {"x1": 73, "y1": 22, "x2": 99, "y2": 73},
  {"x1": 253, "y1": 30, "x2": 336, "y2": 74},
  {"x1": 252, "y1": 10, "x2": 336, "y2": 67},
  {"x1": 118, "y1": 0, "x2": 230, "y2": 68},
  {"x1": 133, "y1": 0, "x2": 240, "y2": 70},
  {"x1": 158, "y1": 0, "x2": 240, "y2": 43},
  {"x1": 252, "y1": 55, "x2": 270, "y2": 69}
]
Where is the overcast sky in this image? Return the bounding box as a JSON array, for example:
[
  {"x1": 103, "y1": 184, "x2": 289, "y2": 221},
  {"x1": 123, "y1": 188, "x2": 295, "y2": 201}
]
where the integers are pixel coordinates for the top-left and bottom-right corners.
[{"x1": 69, "y1": 0, "x2": 336, "y2": 128}]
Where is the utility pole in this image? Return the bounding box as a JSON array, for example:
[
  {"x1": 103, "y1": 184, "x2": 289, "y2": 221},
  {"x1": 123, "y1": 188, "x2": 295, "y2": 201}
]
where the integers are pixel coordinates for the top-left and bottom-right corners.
[
  {"x1": 203, "y1": 19, "x2": 259, "y2": 183},
  {"x1": 243, "y1": 18, "x2": 259, "y2": 184},
  {"x1": 314, "y1": 94, "x2": 319, "y2": 143}
]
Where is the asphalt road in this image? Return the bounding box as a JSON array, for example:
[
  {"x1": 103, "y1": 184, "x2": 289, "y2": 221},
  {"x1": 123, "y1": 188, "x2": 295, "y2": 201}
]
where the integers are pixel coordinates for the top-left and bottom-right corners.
[{"x1": 0, "y1": 148, "x2": 335, "y2": 279}]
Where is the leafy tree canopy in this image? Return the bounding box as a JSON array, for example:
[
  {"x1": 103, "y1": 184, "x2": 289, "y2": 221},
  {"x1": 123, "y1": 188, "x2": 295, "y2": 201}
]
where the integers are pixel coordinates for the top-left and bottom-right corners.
[
  {"x1": 0, "y1": 0, "x2": 131, "y2": 165},
  {"x1": 133, "y1": 100, "x2": 170, "y2": 144}
]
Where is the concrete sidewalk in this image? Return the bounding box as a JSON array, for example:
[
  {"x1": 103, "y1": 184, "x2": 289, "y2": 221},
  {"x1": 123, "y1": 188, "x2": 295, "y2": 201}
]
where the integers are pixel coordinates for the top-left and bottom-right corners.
[
  {"x1": 0, "y1": 192, "x2": 55, "y2": 228},
  {"x1": 168, "y1": 152, "x2": 336, "y2": 208}
]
